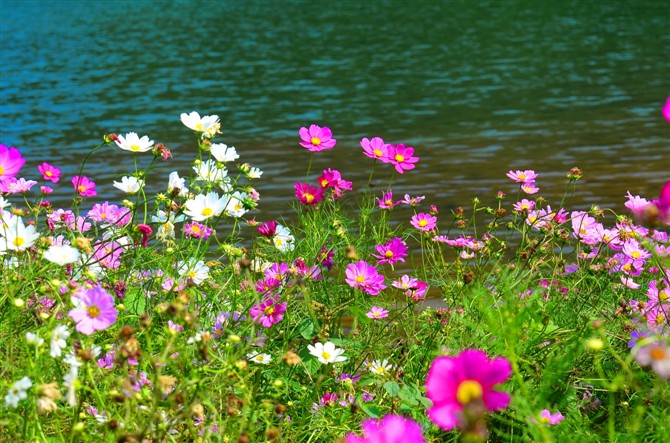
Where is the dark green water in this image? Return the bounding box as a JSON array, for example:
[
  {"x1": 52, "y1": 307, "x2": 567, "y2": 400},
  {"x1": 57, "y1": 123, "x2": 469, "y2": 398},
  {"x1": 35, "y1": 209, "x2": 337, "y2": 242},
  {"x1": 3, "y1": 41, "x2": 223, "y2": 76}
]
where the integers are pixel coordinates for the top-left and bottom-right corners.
[{"x1": 1, "y1": 0, "x2": 669, "y2": 219}]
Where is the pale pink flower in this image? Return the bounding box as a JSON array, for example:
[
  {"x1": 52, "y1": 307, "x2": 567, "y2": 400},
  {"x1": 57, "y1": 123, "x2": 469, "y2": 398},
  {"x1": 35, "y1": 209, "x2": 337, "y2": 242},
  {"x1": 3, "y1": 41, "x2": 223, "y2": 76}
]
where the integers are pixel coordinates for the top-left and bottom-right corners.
[{"x1": 68, "y1": 285, "x2": 118, "y2": 335}]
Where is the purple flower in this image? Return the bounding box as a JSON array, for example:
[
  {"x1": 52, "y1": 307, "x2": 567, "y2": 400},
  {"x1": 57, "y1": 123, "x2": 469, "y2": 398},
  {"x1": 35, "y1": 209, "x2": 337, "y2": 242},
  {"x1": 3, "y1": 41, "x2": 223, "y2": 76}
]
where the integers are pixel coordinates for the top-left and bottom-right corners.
[
  {"x1": 346, "y1": 414, "x2": 425, "y2": 443},
  {"x1": 68, "y1": 285, "x2": 118, "y2": 335}
]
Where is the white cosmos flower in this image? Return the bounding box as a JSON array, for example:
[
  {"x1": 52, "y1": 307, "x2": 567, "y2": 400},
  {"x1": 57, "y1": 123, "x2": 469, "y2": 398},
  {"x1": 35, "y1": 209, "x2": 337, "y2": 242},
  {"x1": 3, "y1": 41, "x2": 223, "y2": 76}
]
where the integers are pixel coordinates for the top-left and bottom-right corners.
[
  {"x1": 0, "y1": 196, "x2": 9, "y2": 209},
  {"x1": 369, "y1": 359, "x2": 392, "y2": 376},
  {"x1": 225, "y1": 192, "x2": 248, "y2": 218},
  {"x1": 246, "y1": 167, "x2": 263, "y2": 179},
  {"x1": 307, "y1": 341, "x2": 347, "y2": 364},
  {"x1": 247, "y1": 352, "x2": 272, "y2": 365},
  {"x1": 193, "y1": 159, "x2": 227, "y2": 183},
  {"x1": 0, "y1": 216, "x2": 39, "y2": 251},
  {"x1": 26, "y1": 332, "x2": 44, "y2": 347},
  {"x1": 115, "y1": 132, "x2": 154, "y2": 153},
  {"x1": 4, "y1": 376, "x2": 32, "y2": 408},
  {"x1": 177, "y1": 258, "x2": 210, "y2": 285},
  {"x1": 113, "y1": 176, "x2": 144, "y2": 194},
  {"x1": 167, "y1": 171, "x2": 188, "y2": 197},
  {"x1": 50, "y1": 325, "x2": 70, "y2": 358},
  {"x1": 210, "y1": 143, "x2": 239, "y2": 163},
  {"x1": 273, "y1": 224, "x2": 295, "y2": 252},
  {"x1": 43, "y1": 244, "x2": 81, "y2": 266},
  {"x1": 183, "y1": 192, "x2": 229, "y2": 222},
  {"x1": 180, "y1": 111, "x2": 221, "y2": 139},
  {"x1": 63, "y1": 367, "x2": 78, "y2": 407}
]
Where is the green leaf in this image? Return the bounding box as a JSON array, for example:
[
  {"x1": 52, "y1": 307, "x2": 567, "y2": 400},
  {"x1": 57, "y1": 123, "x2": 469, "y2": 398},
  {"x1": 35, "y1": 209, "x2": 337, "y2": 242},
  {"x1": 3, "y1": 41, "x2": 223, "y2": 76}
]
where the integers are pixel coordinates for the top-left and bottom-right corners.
[
  {"x1": 398, "y1": 386, "x2": 419, "y2": 405},
  {"x1": 383, "y1": 381, "x2": 400, "y2": 397},
  {"x1": 299, "y1": 318, "x2": 316, "y2": 340},
  {"x1": 358, "y1": 399, "x2": 381, "y2": 418}
]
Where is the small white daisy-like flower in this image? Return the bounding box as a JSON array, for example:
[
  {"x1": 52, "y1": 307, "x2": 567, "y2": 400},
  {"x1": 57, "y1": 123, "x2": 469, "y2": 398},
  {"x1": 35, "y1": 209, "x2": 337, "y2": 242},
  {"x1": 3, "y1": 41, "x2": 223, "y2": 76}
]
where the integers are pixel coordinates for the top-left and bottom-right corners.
[
  {"x1": 183, "y1": 192, "x2": 229, "y2": 222},
  {"x1": 43, "y1": 244, "x2": 81, "y2": 266},
  {"x1": 193, "y1": 159, "x2": 228, "y2": 183},
  {"x1": 225, "y1": 192, "x2": 248, "y2": 218},
  {"x1": 369, "y1": 359, "x2": 392, "y2": 376},
  {"x1": 177, "y1": 258, "x2": 210, "y2": 285},
  {"x1": 1, "y1": 216, "x2": 39, "y2": 251},
  {"x1": 4, "y1": 376, "x2": 32, "y2": 408},
  {"x1": 307, "y1": 341, "x2": 347, "y2": 364},
  {"x1": 167, "y1": 171, "x2": 188, "y2": 197},
  {"x1": 50, "y1": 324, "x2": 70, "y2": 358},
  {"x1": 246, "y1": 167, "x2": 263, "y2": 179},
  {"x1": 247, "y1": 352, "x2": 272, "y2": 365},
  {"x1": 210, "y1": 143, "x2": 239, "y2": 163},
  {"x1": 26, "y1": 332, "x2": 44, "y2": 347},
  {"x1": 113, "y1": 176, "x2": 144, "y2": 194},
  {"x1": 115, "y1": 132, "x2": 154, "y2": 153},
  {"x1": 180, "y1": 111, "x2": 221, "y2": 139},
  {"x1": 273, "y1": 224, "x2": 295, "y2": 252}
]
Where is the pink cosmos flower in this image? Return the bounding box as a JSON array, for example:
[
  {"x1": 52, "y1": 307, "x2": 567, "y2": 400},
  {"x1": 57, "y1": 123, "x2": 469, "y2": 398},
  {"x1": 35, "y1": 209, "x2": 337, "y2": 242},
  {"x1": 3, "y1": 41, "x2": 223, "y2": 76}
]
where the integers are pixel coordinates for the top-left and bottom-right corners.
[
  {"x1": 38, "y1": 162, "x2": 61, "y2": 183},
  {"x1": 361, "y1": 137, "x2": 391, "y2": 162},
  {"x1": 372, "y1": 237, "x2": 408, "y2": 266},
  {"x1": 521, "y1": 182, "x2": 540, "y2": 194},
  {"x1": 5, "y1": 177, "x2": 37, "y2": 193},
  {"x1": 68, "y1": 285, "x2": 118, "y2": 335},
  {"x1": 385, "y1": 144, "x2": 419, "y2": 174},
  {"x1": 294, "y1": 182, "x2": 324, "y2": 206},
  {"x1": 410, "y1": 213, "x2": 437, "y2": 232},
  {"x1": 317, "y1": 168, "x2": 352, "y2": 200},
  {"x1": 406, "y1": 280, "x2": 428, "y2": 302},
  {"x1": 0, "y1": 144, "x2": 25, "y2": 180},
  {"x1": 345, "y1": 414, "x2": 425, "y2": 443},
  {"x1": 663, "y1": 97, "x2": 670, "y2": 123},
  {"x1": 425, "y1": 349, "x2": 512, "y2": 431},
  {"x1": 506, "y1": 170, "x2": 538, "y2": 183},
  {"x1": 513, "y1": 199, "x2": 535, "y2": 212},
  {"x1": 257, "y1": 220, "x2": 278, "y2": 238},
  {"x1": 366, "y1": 306, "x2": 389, "y2": 319},
  {"x1": 634, "y1": 341, "x2": 670, "y2": 379},
  {"x1": 299, "y1": 124, "x2": 336, "y2": 152},
  {"x1": 377, "y1": 190, "x2": 400, "y2": 210},
  {"x1": 400, "y1": 194, "x2": 425, "y2": 206},
  {"x1": 72, "y1": 176, "x2": 97, "y2": 197},
  {"x1": 40, "y1": 185, "x2": 53, "y2": 194},
  {"x1": 537, "y1": 409, "x2": 565, "y2": 425},
  {"x1": 392, "y1": 275, "x2": 419, "y2": 291},
  {"x1": 250, "y1": 297, "x2": 287, "y2": 328},
  {"x1": 184, "y1": 221, "x2": 213, "y2": 239},
  {"x1": 345, "y1": 260, "x2": 386, "y2": 296}
]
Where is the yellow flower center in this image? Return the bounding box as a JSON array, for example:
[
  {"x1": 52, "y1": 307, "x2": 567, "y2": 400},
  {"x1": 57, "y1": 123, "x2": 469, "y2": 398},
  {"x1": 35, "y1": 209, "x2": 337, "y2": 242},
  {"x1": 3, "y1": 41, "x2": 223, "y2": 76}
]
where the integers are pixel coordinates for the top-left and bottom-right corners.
[
  {"x1": 13, "y1": 237, "x2": 25, "y2": 247},
  {"x1": 656, "y1": 314, "x2": 666, "y2": 325},
  {"x1": 264, "y1": 306, "x2": 275, "y2": 316},
  {"x1": 356, "y1": 275, "x2": 365, "y2": 283},
  {"x1": 418, "y1": 220, "x2": 428, "y2": 227},
  {"x1": 201, "y1": 207, "x2": 213, "y2": 217},
  {"x1": 375, "y1": 366, "x2": 386, "y2": 373},
  {"x1": 255, "y1": 355, "x2": 264, "y2": 361},
  {"x1": 321, "y1": 351, "x2": 331, "y2": 360},
  {"x1": 100, "y1": 212, "x2": 107, "y2": 219},
  {"x1": 650, "y1": 347, "x2": 667, "y2": 360},
  {"x1": 373, "y1": 312, "x2": 381, "y2": 317},
  {"x1": 321, "y1": 179, "x2": 329, "y2": 187},
  {"x1": 631, "y1": 251, "x2": 641, "y2": 259},
  {"x1": 195, "y1": 123, "x2": 203, "y2": 131},
  {"x1": 394, "y1": 154, "x2": 405, "y2": 163},
  {"x1": 385, "y1": 200, "x2": 393, "y2": 206},
  {"x1": 456, "y1": 380, "x2": 483, "y2": 405},
  {"x1": 46, "y1": 171, "x2": 53, "y2": 177},
  {"x1": 659, "y1": 291, "x2": 668, "y2": 302},
  {"x1": 188, "y1": 270, "x2": 197, "y2": 278},
  {"x1": 130, "y1": 144, "x2": 141, "y2": 152},
  {"x1": 518, "y1": 173, "x2": 526, "y2": 180},
  {"x1": 304, "y1": 193, "x2": 314, "y2": 203},
  {"x1": 311, "y1": 137, "x2": 321, "y2": 146},
  {"x1": 78, "y1": 185, "x2": 86, "y2": 193},
  {"x1": 0, "y1": 166, "x2": 4, "y2": 175},
  {"x1": 192, "y1": 225, "x2": 201, "y2": 234},
  {"x1": 373, "y1": 149, "x2": 383, "y2": 157},
  {"x1": 540, "y1": 416, "x2": 551, "y2": 424},
  {"x1": 384, "y1": 250, "x2": 394, "y2": 258},
  {"x1": 521, "y1": 204, "x2": 530, "y2": 210},
  {"x1": 87, "y1": 305, "x2": 100, "y2": 318}
]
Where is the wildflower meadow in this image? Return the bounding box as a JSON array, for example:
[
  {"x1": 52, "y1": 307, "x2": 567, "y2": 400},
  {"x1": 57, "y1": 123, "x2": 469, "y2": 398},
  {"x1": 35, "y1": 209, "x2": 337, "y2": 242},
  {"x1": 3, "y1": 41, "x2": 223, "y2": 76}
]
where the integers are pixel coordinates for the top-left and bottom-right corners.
[{"x1": 1, "y1": 101, "x2": 670, "y2": 442}]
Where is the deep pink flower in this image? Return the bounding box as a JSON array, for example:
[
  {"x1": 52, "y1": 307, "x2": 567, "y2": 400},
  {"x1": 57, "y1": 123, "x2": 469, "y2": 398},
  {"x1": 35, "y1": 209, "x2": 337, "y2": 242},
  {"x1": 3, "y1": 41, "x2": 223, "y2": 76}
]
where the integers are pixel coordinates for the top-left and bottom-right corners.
[
  {"x1": 68, "y1": 285, "x2": 118, "y2": 335},
  {"x1": 663, "y1": 97, "x2": 670, "y2": 123},
  {"x1": 345, "y1": 414, "x2": 425, "y2": 443},
  {"x1": 318, "y1": 168, "x2": 352, "y2": 200},
  {"x1": 40, "y1": 185, "x2": 53, "y2": 195},
  {"x1": 377, "y1": 190, "x2": 400, "y2": 210},
  {"x1": 250, "y1": 297, "x2": 287, "y2": 328},
  {"x1": 38, "y1": 162, "x2": 61, "y2": 183},
  {"x1": 72, "y1": 176, "x2": 97, "y2": 197},
  {"x1": 137, "y1": 224, "x2": 152, "y2": 247},
  {"x1": 506, "y1": 170, "x2": 538, "y2": 183},
  {"x1": 425, "y1": 349, "x2": 512, "y2": 431},
  {"x1": 410, "y1": 213, "x2": 437, "y2": 232},
  {"x1": 257, "y1": 220, "x2": 278, "y2": 238},
  {"x1": 294, "y1": 182, "x2": 324, "y2": 206},
  {"x1": 385, "y1": 144, "x2": 419, "y2": 174},
  {"x1": 345, "y1": 260, "x2": 386, "y2": 296},
  {"x1": 361, "y1": 137, "x2": 391, "y2": 162},
  {"x1": 406, "y1": 280, "x2": 428, "y2": 302},
  {"x1": 184, "y1": 221, "x2": 212, "y2": 239},
  {"x1": 299, "y1": 124, "x2": 336, "y2": 152},
  {"x1": 0, "y1": 144, "x2": 25, "y2": 180},
  {"x1": 372, "y1": 237, "x2": 408, "y2": 266}
]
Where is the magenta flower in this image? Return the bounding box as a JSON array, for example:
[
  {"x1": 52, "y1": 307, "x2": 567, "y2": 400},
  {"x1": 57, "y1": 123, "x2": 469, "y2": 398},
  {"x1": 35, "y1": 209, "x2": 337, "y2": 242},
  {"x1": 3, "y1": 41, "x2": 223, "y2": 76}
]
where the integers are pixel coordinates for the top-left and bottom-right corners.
[
  {"x1": 377, "y1": 190, "x2": 400, "y2": 210},
  {"x1": 385, "y1": 144, "x2": 419, "y2": 174},
  {"x1": 366, "y1": 306, "x2": 389, "y2": 319},
  {"x1": 345, "y1": 414, "x2": 425, "y2": 443},
  {"x1": 294, "y1": 182, "x2": 324, "y2": 206},
  {"x1": 250, "y1": 297, "x2": 287, "y2": 328},
  {"x1": 68, "y1": 285, "x2": 118, "y2": 335},
  {"x1": 410, "y1": 213, "x2": 437, "y2": 232},
  {"x1": 537, "y1": 409, "x2": 565, "y2": 425},
  {"x1": 72, "y1": 175, "x2": 97, "y2": 197},
  {"x1": 345, "y1": 260, "x2": 387, "y2": 296},
  {"x1": 0, "y1": 144, "x2": 25, "y2": 180},
  {"x1": 299, "y1": 124, "x2": 336, "y2": 152},
  {"x1": 372, "y1": 237, "x2": 408, "y2": 266},
  {"x1": 257, "y1": 220, "x2": 278, "y2": 238},
  {"x1": 184, "y1": 221, "x2": 213, "y2": 239},
  {"x1": 318, "y1": 168, "x2": 352, "y2": 199},
  {"x1": 38, "y1": 162, "x2": 61, "y2": 183},
  {"x1": 41, "y1": 185, "x2": 53, "y2": 194},
  {"x1": 506, "y1": 170, "x2": 538, "y2": 183},
  {"x1": 425, "y1": 349, "x2": 512, "y2": 431},
  {"x1": 512, "y1": 199, "x2": 535, "y2": 212},
  {"x1": 361, "y1": 137, "x2": 391, "y2": 162},
  {"x1": 663, "y1": 97, "x2": 670, "y2": 123}
]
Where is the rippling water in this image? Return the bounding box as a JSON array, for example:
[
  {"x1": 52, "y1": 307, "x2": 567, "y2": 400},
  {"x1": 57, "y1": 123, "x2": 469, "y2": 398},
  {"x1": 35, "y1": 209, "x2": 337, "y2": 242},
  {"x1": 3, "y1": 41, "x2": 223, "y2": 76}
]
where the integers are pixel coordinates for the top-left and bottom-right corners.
[{"x1": 1, "y1": 0, "x2": 669, "y2": 220}]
